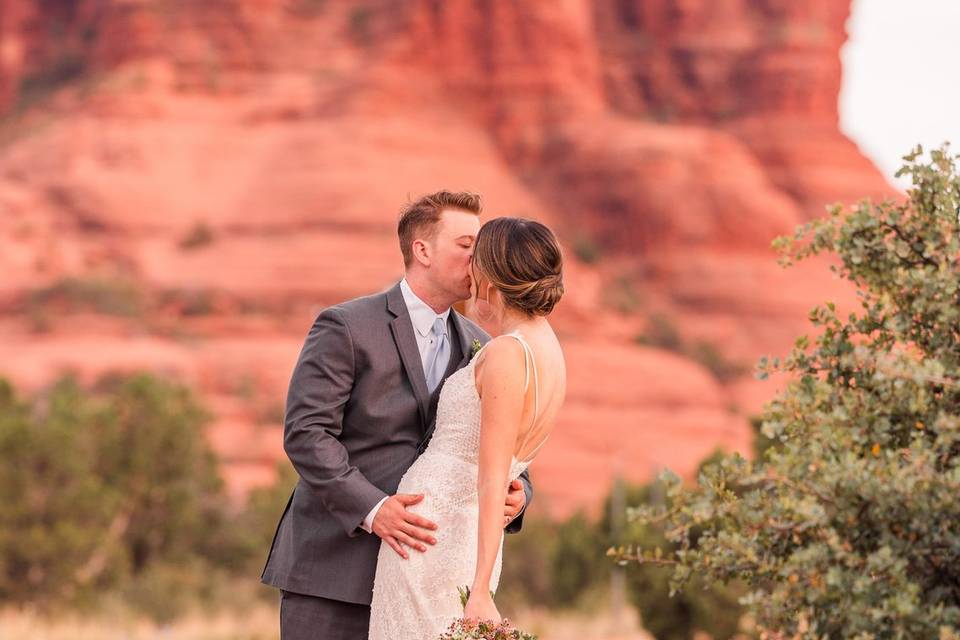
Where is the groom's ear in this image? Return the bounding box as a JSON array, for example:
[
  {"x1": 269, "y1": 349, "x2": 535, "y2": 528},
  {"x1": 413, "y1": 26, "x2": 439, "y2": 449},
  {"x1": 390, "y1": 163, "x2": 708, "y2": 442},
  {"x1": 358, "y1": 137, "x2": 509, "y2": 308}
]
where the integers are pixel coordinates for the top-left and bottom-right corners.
[{"x1": 411, "y1": 238, "x2": 432, "y2": 267}]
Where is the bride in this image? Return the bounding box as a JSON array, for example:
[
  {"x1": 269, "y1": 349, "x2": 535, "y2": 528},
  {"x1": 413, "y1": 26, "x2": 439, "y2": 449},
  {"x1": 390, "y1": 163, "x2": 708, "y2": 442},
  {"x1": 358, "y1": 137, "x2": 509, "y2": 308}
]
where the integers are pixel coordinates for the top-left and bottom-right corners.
[{"x1": 368, "y1": 217, "x2": 567, "y2": 639}]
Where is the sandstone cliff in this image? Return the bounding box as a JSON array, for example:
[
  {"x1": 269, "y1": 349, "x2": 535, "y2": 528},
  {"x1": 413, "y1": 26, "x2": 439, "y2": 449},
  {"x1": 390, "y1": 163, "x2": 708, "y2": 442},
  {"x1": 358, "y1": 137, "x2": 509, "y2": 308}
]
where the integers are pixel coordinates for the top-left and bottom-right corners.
[{"x1": 0, "y1": 0, "x2": 895, "y2": 515}]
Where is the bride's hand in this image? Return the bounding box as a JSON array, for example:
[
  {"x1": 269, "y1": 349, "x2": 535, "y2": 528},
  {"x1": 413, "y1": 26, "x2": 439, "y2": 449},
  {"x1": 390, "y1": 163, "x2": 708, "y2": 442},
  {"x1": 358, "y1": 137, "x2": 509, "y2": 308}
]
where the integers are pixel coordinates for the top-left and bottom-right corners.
[{"x1": 464, "y1": 590, "x2": 501, "y2": 624}]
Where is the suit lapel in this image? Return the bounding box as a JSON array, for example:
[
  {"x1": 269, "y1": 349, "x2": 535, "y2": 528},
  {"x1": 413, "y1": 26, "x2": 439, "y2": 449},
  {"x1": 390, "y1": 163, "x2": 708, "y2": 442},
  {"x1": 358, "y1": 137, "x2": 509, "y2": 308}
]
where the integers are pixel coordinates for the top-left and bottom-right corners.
[
  {"x1": 449, "y1": 310, "x2": 475, "y2": 370},
  {"x1": 386, "y1": 283, "x2": 430, "y2": 430}
]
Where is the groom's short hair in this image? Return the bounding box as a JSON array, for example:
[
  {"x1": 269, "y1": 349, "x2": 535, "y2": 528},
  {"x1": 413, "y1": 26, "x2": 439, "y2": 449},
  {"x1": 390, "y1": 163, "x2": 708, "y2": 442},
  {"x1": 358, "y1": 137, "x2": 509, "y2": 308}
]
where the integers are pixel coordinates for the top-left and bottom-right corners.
[{"x1": 398, "y1": 190, "x2": 482, "y2": 266}]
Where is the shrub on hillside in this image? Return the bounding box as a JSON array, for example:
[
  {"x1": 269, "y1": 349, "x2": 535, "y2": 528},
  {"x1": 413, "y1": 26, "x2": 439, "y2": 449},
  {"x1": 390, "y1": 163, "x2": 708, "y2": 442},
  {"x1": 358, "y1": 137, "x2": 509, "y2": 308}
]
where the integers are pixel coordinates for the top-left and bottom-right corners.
[
  {"x1": 619, "y1": 146, "x2": 960, "y2": 637},
  {"x1": 604, "y1": 467, "x2": 747, "y2": 640},
  {"x1": 0, "y1": 374, "x2": 225, "y2": 616}
]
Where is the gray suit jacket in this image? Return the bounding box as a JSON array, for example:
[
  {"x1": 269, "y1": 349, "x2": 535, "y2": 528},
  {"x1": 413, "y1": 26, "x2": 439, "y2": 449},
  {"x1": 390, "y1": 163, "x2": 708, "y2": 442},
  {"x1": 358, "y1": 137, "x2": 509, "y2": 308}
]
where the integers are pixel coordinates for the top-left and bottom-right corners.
[{"x1": 261, "y1": 282, "x2": 533, "y2": 605}]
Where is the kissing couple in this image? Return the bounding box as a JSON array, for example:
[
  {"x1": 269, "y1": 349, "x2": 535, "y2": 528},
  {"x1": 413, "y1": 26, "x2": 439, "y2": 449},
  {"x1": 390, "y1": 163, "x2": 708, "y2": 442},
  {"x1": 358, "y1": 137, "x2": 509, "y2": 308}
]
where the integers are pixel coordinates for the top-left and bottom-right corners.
[{"x1": 261, "y1": 190, "x2": 567, "y2": 639}]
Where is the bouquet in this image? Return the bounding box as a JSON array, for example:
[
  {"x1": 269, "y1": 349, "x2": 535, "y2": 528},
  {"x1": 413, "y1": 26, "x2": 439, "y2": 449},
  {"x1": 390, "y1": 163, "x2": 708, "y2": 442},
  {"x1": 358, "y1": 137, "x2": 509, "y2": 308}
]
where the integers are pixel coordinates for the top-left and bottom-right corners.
[
  {"x1": 437, "y1": 587, "x2": 537, "y2": 640},
  {"x1": 438, "y1": 618, "x2": 537, "y2": 640}
]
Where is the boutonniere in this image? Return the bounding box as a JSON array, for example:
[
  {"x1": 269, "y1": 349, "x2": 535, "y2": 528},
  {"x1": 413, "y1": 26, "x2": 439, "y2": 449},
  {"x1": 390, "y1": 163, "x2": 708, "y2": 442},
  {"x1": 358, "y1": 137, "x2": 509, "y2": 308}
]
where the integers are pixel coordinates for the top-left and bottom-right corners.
[{"x1": 471, "y1": 339, "x2": 483, "y2": 357}]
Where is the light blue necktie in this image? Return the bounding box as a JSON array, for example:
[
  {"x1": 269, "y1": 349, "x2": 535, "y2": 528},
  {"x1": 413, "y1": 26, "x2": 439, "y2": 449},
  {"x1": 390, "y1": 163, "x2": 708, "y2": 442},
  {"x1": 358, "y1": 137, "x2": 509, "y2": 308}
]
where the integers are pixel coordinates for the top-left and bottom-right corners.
[{"x1": 425, "y1": 316, "x2": 450, "y2": 394}]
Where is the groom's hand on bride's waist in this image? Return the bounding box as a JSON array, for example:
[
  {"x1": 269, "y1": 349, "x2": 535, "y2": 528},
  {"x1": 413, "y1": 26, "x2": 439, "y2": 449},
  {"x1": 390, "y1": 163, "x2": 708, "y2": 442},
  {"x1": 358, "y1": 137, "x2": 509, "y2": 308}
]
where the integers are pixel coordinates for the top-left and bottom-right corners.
[
  {"x1": 371, "y1": 494, "x2": 438, "y2": 560},
  {"x1": 504, "y1": 479, "x2": 526, "y2": 526}
]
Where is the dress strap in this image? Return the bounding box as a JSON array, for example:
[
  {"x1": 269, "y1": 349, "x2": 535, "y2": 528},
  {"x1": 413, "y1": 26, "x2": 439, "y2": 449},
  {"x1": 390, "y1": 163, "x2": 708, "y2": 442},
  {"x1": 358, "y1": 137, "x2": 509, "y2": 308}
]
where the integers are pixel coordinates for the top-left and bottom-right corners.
[
  {"x1": 503, "y1": 332, "x2": 546, "y2": 464},
  {"x1": 502, "y1": 332, "x2": 539, "y2": 423},
  {"x1": 476, "y1": 332, "x2": 549, "y2": 463}
]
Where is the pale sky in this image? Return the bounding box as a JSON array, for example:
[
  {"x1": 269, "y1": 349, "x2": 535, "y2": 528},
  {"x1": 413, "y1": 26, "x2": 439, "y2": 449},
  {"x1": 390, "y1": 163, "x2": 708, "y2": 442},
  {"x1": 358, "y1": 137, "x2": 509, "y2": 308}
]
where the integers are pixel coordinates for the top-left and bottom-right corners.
[{"x1": 840, "y1": 0, "x2": 960, "y2": 189}]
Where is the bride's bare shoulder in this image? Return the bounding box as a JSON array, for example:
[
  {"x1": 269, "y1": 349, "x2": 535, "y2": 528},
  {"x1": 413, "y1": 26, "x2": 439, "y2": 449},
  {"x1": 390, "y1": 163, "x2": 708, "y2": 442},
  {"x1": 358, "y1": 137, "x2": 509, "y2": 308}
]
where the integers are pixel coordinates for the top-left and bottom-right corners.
[
  {"x1": 476, "y1": 334, "x2": 525, "y2": 364},
  {"x1": 474, "y1": 336, "x2": 527, "y2": 382}
]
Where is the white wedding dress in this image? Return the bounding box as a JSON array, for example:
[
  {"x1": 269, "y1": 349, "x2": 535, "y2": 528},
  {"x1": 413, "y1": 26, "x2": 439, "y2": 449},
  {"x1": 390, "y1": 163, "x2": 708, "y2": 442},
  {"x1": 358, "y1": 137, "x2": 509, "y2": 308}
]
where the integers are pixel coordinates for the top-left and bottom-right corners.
[{"x1": 368, "y1": 331, "x2": 549, "y2": 640}]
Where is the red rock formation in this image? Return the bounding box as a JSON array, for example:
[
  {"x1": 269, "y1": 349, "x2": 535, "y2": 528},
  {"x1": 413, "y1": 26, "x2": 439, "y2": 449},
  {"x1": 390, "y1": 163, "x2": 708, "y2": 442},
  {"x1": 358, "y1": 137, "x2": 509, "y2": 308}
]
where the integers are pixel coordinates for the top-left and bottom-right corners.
[
  {"x1": 591, "y1": 0, "x2": 892, "y2": 209},
  {"x1": 0, "y1": 2, "x2": 30, "y2": 113},
  {"x1": 0, "y1": 0, "x2": 895, "y2": 516}
]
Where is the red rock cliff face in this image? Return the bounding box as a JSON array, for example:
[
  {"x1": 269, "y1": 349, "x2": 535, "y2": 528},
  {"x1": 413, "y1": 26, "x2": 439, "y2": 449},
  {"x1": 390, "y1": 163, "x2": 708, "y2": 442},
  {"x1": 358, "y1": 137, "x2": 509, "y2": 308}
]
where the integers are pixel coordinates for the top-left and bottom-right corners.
[
  {"x1": 593, "y1": 0, "x2": 849, "y2": 121},
  {"x1": 389, "y1": 0, "x2": 891, "y2": 246},
  {"x1": 594, "y1": 0, "x2": 889, "y2": 210},
  {"x1": 0, "y1": 0, "x2": 893, "y2": 515},
  {"x1": 0, "y1": 2, "x2": 31, "y2": 113}
]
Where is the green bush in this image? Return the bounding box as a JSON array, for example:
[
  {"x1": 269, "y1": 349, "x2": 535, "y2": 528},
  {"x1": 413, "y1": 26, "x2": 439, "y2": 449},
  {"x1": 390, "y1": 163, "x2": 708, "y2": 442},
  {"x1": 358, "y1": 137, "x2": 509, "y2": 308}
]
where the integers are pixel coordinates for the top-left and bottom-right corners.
[
  {"x1": 28, "y1": 277, "x2": 144, "y2": 317},
  {"x1": 620, "y1": 146, "x2": 960, "y2": 638},
  {"x1": 499, "y1": 512, "x2": 607, "y2": 614},
  {"x1": 120, "y1": 559, "x2": 216, "y2": 624},
  {"x1": 16, "y1": 52, "x2": 86, "y2": 112},
  {"x1": 571, "y1": 234, "x2": 602, "y2": 264},
  {"x1": 635, "y1": 313, "x2": 683, "y2": 352},
  {"x1": 549, "y1": 512, "x2": 607, "y2": 607},
  {"x1": 624, "y1": 557, "x2": 744, "y2": 640},
  {"x1": 498, "y1": 472, "x2": 750, "y2": 639},
  {"x1": 0, "y1": 373, "x2": 227, "y2": 614},
  {"x1": 605, "y1": 470, "x2": 746, "y2": 640},
  {"x1": 0, "y1": 378, "x2": 120, "y2": 605},
  {"x1": 604, "y1": 275, "x2": 643, "y2": 314},
  {"x1": 348, "y1": 7, "x2": 373, "y2": 43},
  {"x1": 0, "y1": 373, "x2": 319, "y2": 620},
  {"x1": 179, "y1": 222, "x2": 215, "y2": 250},
  {"x1": 220, "y1": 461, "x2": 298, "y2": 577},
  {"x1": 158, "y1": 288, "x2": 219, "y2": 316},
  {"x1": 498, "y1": 517, "x2": 558, "y2": 615},
  {"x1": 92, "y1": 374, "x2": 224, "y2": 572},
  {"x1": 291, "y1": 0, "x2": 327, "y2": 17},
  {"x1": 687, "y1": 341, "x2": 749, "y2": 384},
  {"x1": 635, "y1": 316, "x2": 748, "y2": 383}
]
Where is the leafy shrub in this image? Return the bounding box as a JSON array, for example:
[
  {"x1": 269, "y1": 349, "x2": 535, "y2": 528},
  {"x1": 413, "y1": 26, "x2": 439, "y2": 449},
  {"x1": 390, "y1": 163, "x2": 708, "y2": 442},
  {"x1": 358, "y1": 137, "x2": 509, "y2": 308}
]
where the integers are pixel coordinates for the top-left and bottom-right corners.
[
  {"x1": 549, "y1": 513, "x2": 607, "y2": 608},
  {"x1": 16, "y1": 53, "x2": 86, "y2": 112},
  {"x1": 604, "y1": 469, "x2": 747, "y2": 640},
  {"x1": 0, "y1": 374, "x2": 224, "y2": 614},
  {"x1": 0, "y1": 378, "x2": 120, "y2": 605},
  {"x1": 29, "y1": 277, "x2": 144, "y2": 317},
  {"x1": 635, "y1": 313, "x2": 683, "y2": 352},
  {"x1": 604, "y1": 276, "x2": 644, "y2": 314},
  {"x1": 687, "y1": 341, "x2": 749, "y2": 384},
  {"x1": 179, "y1": 222, "x2": 215, "y2": 250},
  {"x1": 571, "y1": 234, "x2": 602, "y2": 264},
  {"x1": 620, "y1": 146, "x2": 960, "y2": 638},
  {"x1": 220, "y1": 461, "x2": 298, "y2": 577},
  {"x1": 349, "y1": 7, "x2": 373, "y2": 43},
  {"x1": 497, "y1": 517, "x2": 560, "y2": 614},
  {"x1": 288, "y1": 0, "x2": 327, "y2": 17},
  {"x1": 500, "y1": 511, "x2": 609, "y2": 613},
  {"x1": 498, "y1": 473, "x2": 750, "y2": 639},
  {"x1": 636, "y1": 316, "x2": 748, "y2": 383}
]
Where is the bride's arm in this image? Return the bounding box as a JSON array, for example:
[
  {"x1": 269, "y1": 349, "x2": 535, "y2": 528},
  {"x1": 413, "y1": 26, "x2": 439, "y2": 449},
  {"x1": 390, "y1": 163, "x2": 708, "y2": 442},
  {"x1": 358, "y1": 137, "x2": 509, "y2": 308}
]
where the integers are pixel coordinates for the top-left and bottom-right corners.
[{"x1": 469, "y1": 338, "x2": 526, "y2": 610}]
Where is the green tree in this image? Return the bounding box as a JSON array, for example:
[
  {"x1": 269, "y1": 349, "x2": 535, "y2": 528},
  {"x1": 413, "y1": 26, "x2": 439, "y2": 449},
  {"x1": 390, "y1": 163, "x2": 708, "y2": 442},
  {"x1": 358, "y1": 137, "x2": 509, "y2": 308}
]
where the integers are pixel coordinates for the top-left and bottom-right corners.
[
  {"x1": 619, "y1": 146, "x2": 960, "y2": 638},
  {"x1": 92, "y1": 373, "x2": 223, "y2": 573},
  {"x1": 607, "y1": 469, "x2": 746, "y2": 640},
  {"x1": 549, "y1": 512, "x2": 606, "y2": 607},
  {"x1": 221, "y1": 460, "x2": 298, "y2": 576},
  {"x1": 0, "y1": 373, "x2": 228, "y2": 614},
  {"x1": 0, "y1": 378, "x2": 119, "y2": 604},
  {"x1": 497, "y1": 516, "x2": 559, "y2": 615},
  {"x1": 498, "y1": 512, "x2": 606, "y2": 613},
  {"x1": 495, "y1": 472, "x2": 750, "y2": 634}
]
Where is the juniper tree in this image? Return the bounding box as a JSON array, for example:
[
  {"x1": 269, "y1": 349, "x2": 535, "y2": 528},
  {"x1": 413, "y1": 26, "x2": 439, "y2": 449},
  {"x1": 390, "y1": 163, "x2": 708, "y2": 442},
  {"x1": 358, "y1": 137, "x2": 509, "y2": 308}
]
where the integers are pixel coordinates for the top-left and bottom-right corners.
[{"x1": 618, "y1": 146, "x2": 960, "y2": 639}]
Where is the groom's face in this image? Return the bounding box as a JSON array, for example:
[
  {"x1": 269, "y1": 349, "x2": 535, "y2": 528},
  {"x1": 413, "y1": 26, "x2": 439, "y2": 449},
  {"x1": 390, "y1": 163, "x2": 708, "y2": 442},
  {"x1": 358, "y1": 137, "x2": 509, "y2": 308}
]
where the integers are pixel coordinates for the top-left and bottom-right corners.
[{"x1": 427, "y1": 208, "x2": 480, "y2": 301}]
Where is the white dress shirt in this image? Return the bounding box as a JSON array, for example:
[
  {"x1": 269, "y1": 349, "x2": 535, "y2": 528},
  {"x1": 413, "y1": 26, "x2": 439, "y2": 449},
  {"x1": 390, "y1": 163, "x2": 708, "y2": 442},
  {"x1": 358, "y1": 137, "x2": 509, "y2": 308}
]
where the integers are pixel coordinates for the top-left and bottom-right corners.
[{"x1": 360, "y1": 278, "x2": 451, "y2": 533}]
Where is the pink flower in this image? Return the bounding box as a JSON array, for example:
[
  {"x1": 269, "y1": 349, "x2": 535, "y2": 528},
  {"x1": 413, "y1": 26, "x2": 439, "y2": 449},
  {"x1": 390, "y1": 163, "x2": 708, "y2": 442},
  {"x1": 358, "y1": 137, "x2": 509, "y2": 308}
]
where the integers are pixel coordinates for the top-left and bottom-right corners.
[{"x1": 438, "y1": 617, "x2": 537, "y2": 640}]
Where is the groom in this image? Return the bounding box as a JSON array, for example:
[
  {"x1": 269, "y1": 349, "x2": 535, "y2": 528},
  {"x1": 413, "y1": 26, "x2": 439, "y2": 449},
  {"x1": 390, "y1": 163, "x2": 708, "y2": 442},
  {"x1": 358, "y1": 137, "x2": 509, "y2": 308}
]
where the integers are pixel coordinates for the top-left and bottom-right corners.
[{"x1": 261, "y1": 191, "x2": 533, "y2": 640}]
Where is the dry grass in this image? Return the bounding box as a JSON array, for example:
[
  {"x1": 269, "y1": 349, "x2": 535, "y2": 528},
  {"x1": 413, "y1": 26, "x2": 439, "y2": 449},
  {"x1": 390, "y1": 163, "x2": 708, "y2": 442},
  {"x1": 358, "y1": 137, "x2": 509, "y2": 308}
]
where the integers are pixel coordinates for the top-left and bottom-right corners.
[
  {"x1": 0, "y1": 605, "x2": 278, "y2": 640},
  {"x1": 0, "y1": 603, "x2": 654, "y2": 640},
  {"x1": 516, "y1": 607, "x2": 654, "y2": 640}
]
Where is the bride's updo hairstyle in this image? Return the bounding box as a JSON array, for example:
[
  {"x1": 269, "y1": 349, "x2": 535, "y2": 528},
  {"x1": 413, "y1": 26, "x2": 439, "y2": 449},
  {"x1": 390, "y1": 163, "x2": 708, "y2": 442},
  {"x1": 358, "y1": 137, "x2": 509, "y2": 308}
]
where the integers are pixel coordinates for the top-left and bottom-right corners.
[{"x1": 472, "y1": 217, "x2": 564, "y2": 316}]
